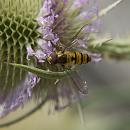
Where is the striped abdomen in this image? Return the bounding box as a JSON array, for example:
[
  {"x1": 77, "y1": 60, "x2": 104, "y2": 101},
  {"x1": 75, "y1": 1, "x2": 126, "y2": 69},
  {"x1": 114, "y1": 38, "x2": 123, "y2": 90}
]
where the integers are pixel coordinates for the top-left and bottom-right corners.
[{"x1": 65, "y1": 51, "x2": 91, "y2": 65}]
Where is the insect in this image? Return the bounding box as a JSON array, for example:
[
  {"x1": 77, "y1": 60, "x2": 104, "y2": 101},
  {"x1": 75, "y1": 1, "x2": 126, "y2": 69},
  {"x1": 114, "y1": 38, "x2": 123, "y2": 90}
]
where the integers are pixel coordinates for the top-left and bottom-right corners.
[
  {"x1": 46, "y1": 23, "x2": 92, "y2": 66},
  {"x1": 47, "y1": 51, "x2": 91, "y2": 66}
]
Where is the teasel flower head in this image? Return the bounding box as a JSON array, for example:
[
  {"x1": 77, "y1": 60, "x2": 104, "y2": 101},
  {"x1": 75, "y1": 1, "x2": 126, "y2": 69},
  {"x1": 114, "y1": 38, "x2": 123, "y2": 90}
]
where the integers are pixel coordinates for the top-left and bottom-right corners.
[{"x1": 0, "y1": 0, "x2": 123, "y2": 118}]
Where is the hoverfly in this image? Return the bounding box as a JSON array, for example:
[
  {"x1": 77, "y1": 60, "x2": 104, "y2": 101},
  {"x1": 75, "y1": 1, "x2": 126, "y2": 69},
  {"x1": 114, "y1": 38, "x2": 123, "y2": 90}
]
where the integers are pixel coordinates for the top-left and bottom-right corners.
[
  {"x1": 47, "y1": 50, "x2": 91, "y2": 66},
  {"x1": 47, "y1": 23, "x2": 91, "y2": 66}
]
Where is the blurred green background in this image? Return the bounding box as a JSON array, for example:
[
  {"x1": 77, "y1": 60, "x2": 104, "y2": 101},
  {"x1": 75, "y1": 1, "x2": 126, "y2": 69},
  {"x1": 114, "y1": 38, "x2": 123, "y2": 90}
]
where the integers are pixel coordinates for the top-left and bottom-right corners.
[{"x1": 0, "y1": 0, "x2": 130, "y2": 130}]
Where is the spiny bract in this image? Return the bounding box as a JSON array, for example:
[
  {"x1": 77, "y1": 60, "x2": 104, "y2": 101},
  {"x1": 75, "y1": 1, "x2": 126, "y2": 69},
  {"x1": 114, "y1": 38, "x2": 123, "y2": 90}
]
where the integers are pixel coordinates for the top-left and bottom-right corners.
[
  {"x1": 0, "y1": 0, "x2": 42, "y2": 117},
  {"x1": 0, "y1": 0, "x2": 42, "y2": 64}
]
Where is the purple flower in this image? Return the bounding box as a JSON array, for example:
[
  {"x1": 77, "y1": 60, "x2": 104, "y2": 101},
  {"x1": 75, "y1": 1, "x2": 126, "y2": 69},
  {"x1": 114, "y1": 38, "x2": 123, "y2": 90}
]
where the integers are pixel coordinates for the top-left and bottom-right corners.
[
  {"x1": 32, "y1": 0, "x2": 101, "y2": 63},
  {"x1": 0, "y1": 73, "x2": 40, "y2": 117},
  {"x1": 70, "y1": 0, "x2": 89, "y2": 10}
]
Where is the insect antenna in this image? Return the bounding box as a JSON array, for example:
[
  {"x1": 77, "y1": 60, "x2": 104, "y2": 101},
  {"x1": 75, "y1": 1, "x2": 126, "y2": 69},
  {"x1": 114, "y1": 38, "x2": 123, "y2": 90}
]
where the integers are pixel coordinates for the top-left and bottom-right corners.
[{"x1": 62, "y1": 24, "x2": 89, "y2": 52}]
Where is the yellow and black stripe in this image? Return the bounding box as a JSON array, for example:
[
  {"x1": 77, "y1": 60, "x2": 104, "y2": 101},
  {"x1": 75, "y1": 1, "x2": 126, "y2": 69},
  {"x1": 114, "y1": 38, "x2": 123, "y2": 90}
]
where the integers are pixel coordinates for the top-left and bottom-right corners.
[
  {"x1": 65, "y1": 51, "x2": 91, "y2": 65},
  {"x1": 65, "y1": 51, "x2": 75, "y2": 65},
  {"x1": 47, "y1": 51, "x2": 91, "y2": 65}
]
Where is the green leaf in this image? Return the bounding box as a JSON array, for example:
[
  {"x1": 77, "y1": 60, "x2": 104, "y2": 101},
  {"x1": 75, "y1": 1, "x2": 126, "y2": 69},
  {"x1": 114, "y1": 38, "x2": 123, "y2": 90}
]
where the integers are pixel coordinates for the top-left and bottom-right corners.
[
  {"x1": 88, "y1": 38, "x2": 130, "y2": 60},
  {"x1": 9, "y1": 63, "x2": 73, "y2": 79}
]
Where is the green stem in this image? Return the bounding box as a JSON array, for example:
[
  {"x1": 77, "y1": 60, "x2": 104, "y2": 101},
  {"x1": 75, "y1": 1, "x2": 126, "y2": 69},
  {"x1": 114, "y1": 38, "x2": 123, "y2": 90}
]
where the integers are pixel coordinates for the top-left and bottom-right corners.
[{"x1": 88, "y1": 39, "x2": 130, "y2": 60}]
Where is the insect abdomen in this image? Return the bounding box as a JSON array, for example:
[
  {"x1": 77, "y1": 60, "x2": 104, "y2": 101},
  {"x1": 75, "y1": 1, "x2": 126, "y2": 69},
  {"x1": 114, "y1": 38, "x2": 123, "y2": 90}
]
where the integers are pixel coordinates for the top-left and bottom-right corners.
[
  {"x1": 75, "y1": 52, "x2": 91, "y2": 64},
  {"x1": 65, "y1": 51, "x2": 91, "y2": 65},
  {"x1": 81, "y1": 53, "x2": 91, "y2": 64}
]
